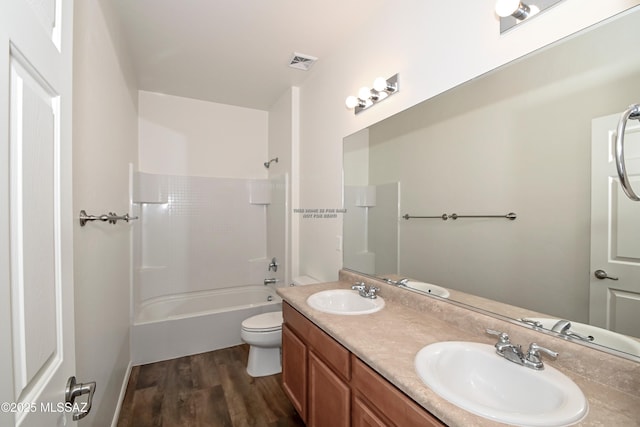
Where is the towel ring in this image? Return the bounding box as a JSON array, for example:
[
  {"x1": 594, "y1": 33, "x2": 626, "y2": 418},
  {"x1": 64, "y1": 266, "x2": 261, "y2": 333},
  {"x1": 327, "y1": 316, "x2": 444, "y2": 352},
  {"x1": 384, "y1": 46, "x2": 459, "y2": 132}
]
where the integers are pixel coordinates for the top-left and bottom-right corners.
[{"x1": 615, "y1": 104, "x2": 640, "y2": 201}]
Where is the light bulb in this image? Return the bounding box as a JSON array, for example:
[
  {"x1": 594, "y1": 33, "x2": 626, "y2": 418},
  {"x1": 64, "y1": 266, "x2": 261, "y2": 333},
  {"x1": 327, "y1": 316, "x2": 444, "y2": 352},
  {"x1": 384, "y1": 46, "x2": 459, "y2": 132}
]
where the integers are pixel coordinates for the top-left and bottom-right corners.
[
  {"x1": 373, "y1": 77, "x2": 388, "y2": 92},
  {"x1": 345, "y1": 96, "x2": 359, "y2": 109},
  {"x1": 358, "y1": 86, "x2": 371, "y2": 100},
  {"x1": 495, "y1": 0, "x2": 524, "y2": 18}
]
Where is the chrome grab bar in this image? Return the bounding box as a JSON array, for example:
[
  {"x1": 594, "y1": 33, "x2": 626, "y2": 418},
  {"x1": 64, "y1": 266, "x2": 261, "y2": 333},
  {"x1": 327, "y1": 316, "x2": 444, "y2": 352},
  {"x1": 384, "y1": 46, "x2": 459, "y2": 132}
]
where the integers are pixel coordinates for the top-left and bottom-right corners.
[
  {"x1": 403, "y1": 212, "x2": 516, "y2": 221},
  {"x1": 79, "y1": 210, "x2": 139, "y2": 227},
  {"x1": 615, "y1": 104, "x2": 640, "y2": 201},
  {"x1": 448, "y1": 213, "x2": 516, "y2": 220}
]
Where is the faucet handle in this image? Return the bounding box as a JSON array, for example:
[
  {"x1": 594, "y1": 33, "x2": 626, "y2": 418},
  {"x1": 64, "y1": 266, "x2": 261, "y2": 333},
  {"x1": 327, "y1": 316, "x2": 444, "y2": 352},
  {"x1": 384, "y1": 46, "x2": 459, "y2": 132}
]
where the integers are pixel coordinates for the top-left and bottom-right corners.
[
  {"x1": 366, "y1": 286, "x2": 380, "y2": 298},
  {"x1": 524, "y1": 343, "x2": 558, "y2": 370},
  {"x1": 520, "y1": 318, "x2": 544, "y2": 328},
  {"x1": 351, "y1": 282, "x2": 366, "y2": 290},
  {"x1": 486, "y1": 329, "x2": 510, "y2": 343},
  {"x1": 526, "y1": 343, "x2": 558, "y2": 360}
]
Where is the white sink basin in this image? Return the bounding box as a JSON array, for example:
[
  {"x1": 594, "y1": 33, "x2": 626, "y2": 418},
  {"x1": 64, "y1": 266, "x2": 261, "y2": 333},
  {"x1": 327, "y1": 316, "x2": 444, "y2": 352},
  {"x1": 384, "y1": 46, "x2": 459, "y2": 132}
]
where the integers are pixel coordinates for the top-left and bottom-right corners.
[
  {"x1": 306, "y1": 289, "x2": 385, "y2": 315},
  {"x1": 415, "y1": 341, "x2": 588, "y2": 426},
  {"x1": 403, "y1": 280, "x2": 450, "y2": 298},
  {"x1": 526, "y1": 318, "x2": 640, "y2": 357}
]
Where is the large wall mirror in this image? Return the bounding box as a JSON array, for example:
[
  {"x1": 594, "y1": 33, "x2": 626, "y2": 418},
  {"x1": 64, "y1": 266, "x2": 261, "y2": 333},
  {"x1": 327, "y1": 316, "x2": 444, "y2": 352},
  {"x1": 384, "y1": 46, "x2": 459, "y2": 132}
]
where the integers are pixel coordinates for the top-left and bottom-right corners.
[{"x1": 343, "y1": 8, "x2": 640, "y2": 361}]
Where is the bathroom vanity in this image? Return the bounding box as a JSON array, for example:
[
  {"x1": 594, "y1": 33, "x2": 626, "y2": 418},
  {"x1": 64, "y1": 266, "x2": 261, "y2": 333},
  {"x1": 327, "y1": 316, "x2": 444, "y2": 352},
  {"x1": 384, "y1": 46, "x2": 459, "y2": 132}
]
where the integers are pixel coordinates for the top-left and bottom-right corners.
[
  {"x1": 277, "y1": 270, "x2": 640, "y2": 426},
  {"x1": 282, "y1": 301, "x2": 443, "y2": 426}
]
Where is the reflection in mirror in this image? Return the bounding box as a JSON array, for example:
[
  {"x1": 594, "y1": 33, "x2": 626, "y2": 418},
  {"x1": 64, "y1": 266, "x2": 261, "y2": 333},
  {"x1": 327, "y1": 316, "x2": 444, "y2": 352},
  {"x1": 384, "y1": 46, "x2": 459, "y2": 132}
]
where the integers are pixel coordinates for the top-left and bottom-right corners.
[{"x1": 343, "y1": 8, "x2": 640, "y2": 360}]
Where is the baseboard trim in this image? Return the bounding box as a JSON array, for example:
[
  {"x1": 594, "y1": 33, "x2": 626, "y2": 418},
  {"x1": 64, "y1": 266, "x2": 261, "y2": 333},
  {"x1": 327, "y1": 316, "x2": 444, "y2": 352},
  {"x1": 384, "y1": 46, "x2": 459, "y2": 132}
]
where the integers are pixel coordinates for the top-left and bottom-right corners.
[{"x1": 111, "y1": 361, "x2": 133, "y2": 427}]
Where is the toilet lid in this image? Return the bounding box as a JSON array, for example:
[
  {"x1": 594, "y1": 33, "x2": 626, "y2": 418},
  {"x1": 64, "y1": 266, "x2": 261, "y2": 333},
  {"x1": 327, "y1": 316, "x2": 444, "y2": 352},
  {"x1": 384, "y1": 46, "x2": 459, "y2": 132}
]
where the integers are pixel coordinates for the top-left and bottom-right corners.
[{"x1": 241, "y1": 311, "x2": 283, "y2": 332}]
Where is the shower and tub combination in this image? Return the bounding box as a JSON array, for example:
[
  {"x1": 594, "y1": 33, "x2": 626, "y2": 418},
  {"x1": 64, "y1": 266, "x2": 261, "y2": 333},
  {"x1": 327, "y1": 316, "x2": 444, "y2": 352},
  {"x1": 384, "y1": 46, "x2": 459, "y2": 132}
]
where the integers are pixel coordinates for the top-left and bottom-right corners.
[{"x1": 131, "y1": 171, "x2": 289, "y2": 365}]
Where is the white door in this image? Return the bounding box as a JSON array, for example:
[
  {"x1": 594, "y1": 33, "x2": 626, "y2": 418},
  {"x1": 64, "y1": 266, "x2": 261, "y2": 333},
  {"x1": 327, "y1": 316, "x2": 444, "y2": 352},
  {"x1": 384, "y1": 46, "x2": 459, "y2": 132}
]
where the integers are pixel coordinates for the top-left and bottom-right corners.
[
  {"x1": 0, "y1": 1, "x2": 79, "y2": 426},
  {"x1": 591, "y1": 112, "x2": 640, "y2": 340}
]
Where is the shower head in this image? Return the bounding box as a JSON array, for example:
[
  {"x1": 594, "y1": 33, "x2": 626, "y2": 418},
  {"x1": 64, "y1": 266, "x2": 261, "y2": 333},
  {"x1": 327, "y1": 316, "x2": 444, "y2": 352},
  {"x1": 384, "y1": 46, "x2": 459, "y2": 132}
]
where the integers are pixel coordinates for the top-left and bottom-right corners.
[{"x1": 264, "y1": 157, "x2": 278, "y2": 168}]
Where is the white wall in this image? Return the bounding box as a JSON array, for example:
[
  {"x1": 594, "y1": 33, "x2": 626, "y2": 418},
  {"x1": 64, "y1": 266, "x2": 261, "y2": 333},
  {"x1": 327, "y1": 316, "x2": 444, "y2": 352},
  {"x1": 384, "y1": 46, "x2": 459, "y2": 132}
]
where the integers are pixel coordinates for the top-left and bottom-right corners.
[
  {"x1": 138, "y1": 90, "x2": 268, "y2": 179},
  {"x1": 297, "y1": 0, "x2": 640, "y2": 281},
  {"x1": 72, "y1": 0, "x2": 138, "y2": 425}
]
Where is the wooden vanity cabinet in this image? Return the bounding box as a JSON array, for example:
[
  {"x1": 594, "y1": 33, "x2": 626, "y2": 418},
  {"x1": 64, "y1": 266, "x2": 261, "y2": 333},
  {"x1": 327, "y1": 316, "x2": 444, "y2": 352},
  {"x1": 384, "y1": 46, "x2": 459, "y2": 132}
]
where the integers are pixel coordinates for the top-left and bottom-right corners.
[
  {"x1": 308, "y1": 351, "x2": 351, "y2": 427},
  {"x1": 283, "y1": 302, "x2": 351, "y2": 427},
  {"x1": 282, "y1": 302, "x2": 444, "y2": 427},
  {"x1": 282, "y1": 324, "x2": 307, "y2": 419}
]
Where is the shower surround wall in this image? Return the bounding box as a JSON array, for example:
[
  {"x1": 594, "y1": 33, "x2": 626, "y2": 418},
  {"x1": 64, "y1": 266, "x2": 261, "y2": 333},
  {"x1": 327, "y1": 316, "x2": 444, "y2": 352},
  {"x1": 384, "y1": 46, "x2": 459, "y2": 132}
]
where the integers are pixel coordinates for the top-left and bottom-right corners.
[
  {"x1": 133, "y1": 90, "x2": 288, "y2": 360},
  {"x1": 134, "y1": 172, "x2": 272, "y2": 303},
  {"x1": 131, "y1": 172, "x2": 287, "y2": 364}
]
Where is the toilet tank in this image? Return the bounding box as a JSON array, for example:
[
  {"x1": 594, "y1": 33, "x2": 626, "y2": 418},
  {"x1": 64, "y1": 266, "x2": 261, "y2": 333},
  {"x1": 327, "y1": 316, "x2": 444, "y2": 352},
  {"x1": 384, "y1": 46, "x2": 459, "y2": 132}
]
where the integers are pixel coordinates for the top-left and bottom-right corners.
[{"x1": 292, "y1": 275, "x2": 319, "y2": 286}]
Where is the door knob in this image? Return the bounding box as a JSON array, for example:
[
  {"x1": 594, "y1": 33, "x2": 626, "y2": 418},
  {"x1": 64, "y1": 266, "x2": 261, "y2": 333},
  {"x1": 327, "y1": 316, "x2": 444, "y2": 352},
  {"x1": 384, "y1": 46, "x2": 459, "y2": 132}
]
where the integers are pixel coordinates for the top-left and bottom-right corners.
[
  {"x1": 66, "y1": 376, "x2": 96, "y2": 420},
  {"x1": 594, "y1": 269, "x2": 619, "y2": 280}
]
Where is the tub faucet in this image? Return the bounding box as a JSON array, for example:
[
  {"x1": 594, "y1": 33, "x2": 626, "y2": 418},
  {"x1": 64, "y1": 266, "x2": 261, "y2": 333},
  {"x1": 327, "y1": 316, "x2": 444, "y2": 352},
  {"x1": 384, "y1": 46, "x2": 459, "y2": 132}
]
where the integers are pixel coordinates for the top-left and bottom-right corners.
[
  {"x1": 268, "y1": 257, "x2": 278, "y2": 272},
  {"x1": 264, "y1": 278, "x2": 277, "y2": 286}
]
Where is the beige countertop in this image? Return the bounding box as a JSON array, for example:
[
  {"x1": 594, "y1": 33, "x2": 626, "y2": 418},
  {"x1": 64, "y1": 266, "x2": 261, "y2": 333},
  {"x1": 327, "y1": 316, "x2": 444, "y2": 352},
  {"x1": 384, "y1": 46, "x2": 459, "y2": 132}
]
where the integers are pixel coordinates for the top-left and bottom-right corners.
[{"x1": 277, "y1": 271, "x2": 640, "y2": 427}]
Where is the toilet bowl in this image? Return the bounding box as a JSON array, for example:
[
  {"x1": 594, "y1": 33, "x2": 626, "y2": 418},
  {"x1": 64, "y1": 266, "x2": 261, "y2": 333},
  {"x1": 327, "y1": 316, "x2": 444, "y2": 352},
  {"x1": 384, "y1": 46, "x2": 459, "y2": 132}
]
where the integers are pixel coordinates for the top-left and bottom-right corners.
[
  {"x1": 241, "y1": 311, "x2": 283, "y2": 377},
  {"x1": 241, "y1": 275, "x2": 318, "y2": 377}
]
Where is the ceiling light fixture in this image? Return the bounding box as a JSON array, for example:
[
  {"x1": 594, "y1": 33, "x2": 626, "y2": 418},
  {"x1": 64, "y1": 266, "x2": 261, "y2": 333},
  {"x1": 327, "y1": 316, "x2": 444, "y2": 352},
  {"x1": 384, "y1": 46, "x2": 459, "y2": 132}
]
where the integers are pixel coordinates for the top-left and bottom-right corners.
[{"x1": 345, "y1": 74, "x2": 399, "y2": 115}]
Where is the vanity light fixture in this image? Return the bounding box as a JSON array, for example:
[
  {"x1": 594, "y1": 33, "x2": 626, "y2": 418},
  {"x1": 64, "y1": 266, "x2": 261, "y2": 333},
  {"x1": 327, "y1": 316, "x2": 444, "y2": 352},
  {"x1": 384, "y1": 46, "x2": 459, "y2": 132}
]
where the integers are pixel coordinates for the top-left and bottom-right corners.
[
  {"x1": 495, "y1": 0, "x2": 534, "y2": 20},
  {"x1": 495, "y1": 0, "x2": 564, "y2": 33},
  {"x1": 345, "y1": 74, "x2": 399, "y2": 115}
]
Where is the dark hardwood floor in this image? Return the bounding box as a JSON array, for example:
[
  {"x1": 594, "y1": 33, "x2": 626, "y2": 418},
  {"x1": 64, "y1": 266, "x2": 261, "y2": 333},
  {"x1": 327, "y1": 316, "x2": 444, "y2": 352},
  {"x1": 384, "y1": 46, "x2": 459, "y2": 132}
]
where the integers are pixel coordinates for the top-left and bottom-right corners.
[{"x1": 117, "y1": 344, "x2": 305, "y2": 427}]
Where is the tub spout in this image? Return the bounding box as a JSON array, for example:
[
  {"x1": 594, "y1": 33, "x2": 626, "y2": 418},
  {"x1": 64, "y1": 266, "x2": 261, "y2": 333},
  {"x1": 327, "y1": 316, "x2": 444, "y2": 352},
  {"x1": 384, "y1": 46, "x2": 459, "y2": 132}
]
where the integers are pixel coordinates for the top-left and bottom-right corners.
[{"x1": 264, "y1": 278, "x2": 277, "y2": 285}]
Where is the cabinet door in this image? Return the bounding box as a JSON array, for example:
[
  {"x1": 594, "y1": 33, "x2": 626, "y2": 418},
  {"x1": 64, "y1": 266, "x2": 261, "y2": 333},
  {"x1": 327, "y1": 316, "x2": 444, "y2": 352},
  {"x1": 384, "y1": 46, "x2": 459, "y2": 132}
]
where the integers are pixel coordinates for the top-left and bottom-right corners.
[
  {"x1": 282, "y1": 324, "x2": 307, "y2": 421},
  {"x1": 308, "y1": 351, "x2": 350, "y2": 427},
  {"x1": 351, "y1": 356, "x2": 444, "y2": 427},
  {"x1": 353, "y1": 394, "x2": 390, "y2": 427}
]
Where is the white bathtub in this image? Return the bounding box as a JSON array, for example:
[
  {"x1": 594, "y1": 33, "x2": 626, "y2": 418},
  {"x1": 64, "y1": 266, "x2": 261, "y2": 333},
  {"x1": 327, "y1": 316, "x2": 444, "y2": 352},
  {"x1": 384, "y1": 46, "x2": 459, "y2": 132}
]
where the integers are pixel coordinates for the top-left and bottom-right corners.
[{"x1": 132, "y1": 285, "x2": 282, "y2": 365}]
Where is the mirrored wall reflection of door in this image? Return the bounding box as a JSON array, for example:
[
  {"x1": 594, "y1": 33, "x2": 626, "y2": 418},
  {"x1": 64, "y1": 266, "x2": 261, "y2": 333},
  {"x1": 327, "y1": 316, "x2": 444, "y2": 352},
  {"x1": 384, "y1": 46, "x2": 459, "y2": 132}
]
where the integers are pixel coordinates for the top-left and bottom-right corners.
[{"x1": 591, "y1": 113, "x2": 640, "y2": 338}]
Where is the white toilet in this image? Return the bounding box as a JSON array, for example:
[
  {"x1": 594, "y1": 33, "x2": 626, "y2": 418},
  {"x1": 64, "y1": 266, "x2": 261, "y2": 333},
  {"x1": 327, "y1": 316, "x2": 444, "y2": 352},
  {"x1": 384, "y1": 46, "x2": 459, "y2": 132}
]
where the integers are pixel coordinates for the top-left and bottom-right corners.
[{"x1": 241, "y1": 275, "x2": 318, "y2": 377}]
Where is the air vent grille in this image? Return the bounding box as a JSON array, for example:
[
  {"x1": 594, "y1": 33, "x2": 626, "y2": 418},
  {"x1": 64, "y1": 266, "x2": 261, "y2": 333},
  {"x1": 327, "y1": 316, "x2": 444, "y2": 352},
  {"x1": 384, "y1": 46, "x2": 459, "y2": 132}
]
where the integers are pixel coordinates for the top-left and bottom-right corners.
[{"x1": 288, "y1": 52, "x2": 318, "y2": 71}]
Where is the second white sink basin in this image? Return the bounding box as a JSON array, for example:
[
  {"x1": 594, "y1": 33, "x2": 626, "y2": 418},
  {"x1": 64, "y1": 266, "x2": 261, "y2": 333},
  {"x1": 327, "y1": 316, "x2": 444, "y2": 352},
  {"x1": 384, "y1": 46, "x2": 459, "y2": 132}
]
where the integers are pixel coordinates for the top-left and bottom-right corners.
[
  {"x1": 306, "y1": 289, "x2": 385, "y2": 315},
  {"x1": 403, "y1": 280, "x2": 450, "y2": 298},
  {"x1": 415, "y1": 341, "x2": 588, "y2": 426}
]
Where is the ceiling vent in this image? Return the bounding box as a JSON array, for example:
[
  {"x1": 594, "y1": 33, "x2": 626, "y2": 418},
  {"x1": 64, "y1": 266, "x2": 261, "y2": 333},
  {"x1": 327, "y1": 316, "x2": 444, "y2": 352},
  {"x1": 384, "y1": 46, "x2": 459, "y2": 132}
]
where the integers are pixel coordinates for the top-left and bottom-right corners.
[{"x1": 288, "y1": 52, "x2": 318, "y2": 71}]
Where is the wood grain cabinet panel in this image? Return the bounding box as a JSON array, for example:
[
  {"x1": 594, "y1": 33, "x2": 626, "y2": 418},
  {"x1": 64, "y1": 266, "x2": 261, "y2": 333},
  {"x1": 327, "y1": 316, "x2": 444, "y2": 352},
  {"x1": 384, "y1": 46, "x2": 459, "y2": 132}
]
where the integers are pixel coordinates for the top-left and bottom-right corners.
[
  {"x1": 308, "y1": 352, "x2": 351, "y2": 427},
  {"x1": 352, "y1": 395, "x2": 389, "y2": 427},
  {"x1": 283, "y1": 302, "x2": 350, "y2": 380},
  {"x1": 282, "y1": 324, "x2": 307, "y2": 421},
  {"x1": 351, "y1": 355, "x2": 444, "y2": 427}
]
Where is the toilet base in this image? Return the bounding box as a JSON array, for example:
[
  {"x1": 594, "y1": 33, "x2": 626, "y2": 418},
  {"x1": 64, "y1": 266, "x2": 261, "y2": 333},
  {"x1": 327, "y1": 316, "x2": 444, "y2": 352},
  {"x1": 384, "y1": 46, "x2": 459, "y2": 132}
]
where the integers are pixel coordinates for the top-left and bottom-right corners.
[{"x1": 246, "y1": 345, "x2": 281, "y2": 377}]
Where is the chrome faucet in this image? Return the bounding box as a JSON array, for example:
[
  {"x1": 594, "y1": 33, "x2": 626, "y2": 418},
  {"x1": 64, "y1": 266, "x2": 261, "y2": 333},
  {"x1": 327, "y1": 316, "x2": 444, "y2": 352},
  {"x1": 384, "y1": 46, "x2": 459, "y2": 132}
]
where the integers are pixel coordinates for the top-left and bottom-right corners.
[
  {"x1": 264, "y1": 278, "x2": 277, "y2": 286},
  {"x1": 268, "y1": 257, "x2": 278, "y2": 272},
  {"x1": 486, "y1": 329, "x2": 558, "y2": 370},
  {"x1": 383, "y1": 277, "x2": 409, "y2": 286},
  {"x1": 551, "y1": 320, "x2": 594, "y2": 342},
  {"x1": 520, "y1": 318, "x2": 543, "y2": 328},
  {"x1": 351, "y1": 282, "x2": 380, "y2": 299}
]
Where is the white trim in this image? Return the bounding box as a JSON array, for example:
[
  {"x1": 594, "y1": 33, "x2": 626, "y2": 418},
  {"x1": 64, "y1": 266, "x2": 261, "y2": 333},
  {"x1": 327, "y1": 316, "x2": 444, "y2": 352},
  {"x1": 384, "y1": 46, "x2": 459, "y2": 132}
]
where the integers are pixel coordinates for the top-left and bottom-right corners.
[{"x1": 111, "y1": 361, "x2": 133, "y2": 427}]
